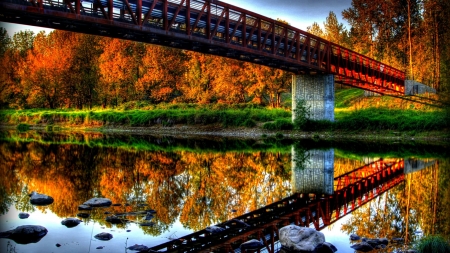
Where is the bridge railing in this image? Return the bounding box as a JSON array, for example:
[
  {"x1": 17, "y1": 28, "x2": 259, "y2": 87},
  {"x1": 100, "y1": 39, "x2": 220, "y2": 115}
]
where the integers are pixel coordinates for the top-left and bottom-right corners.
[{"x1": 1, "y1": 0, "x2": 406, "y2": 94}]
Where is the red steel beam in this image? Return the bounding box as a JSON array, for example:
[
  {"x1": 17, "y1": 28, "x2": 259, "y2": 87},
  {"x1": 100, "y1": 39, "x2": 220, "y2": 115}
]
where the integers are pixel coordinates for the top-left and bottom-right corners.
[{"x1": 0, "y1": 0, "x2": 406, "y2": 95}]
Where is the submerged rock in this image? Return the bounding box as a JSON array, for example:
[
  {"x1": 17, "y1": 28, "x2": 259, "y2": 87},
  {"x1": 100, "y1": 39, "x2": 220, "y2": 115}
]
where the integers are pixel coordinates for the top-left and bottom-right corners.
[
  {"x1": 29, "y1": 192, "x2": 54, "y2": 206},
  {"x1": 0, "y1": 225, "x2": 48, "y2": 244},
  {"x1": 18, "y1": 213, "x2": 30, "y2": 219},
  {"x1": 350, "y1": 233, "x2": 360, "y2": 240},
  {"x1": 78, "y1": 204, "x2": 92, "y2": 211},
  {"x1": 240, "y1": 239, "x2": 263, "y2": 251},
  {"x1": 127, "y1": 244, "x2": 149, "y2": 251},
  {"x1": 94, "y1": 232, "x2": 113, "y2": 241},
  {"x1": 205, "y1": 225, "x2": 225, "y2": 234},
  {"x1": 83, "y1": 198, "x2": 112, "y2": 207},
  {"x1": 350, "y1": 242, "x2": 374, "y2": 252},
  {"x1": 105, "y1": 215, "x2": 122, "y2": 224},
  {"x1": 279, "y1": 225, "x2": 325, "y2": 252},
  {"x1": 139, "y1": 222, "x2": 155, "y2": 227},
  {"x1": 61, "y1": 218, "x2": 81, "y2": 228},
  {"x1": 77, "y1": 213, "x2": 90, "y2": 218},
  {"x1": 314, "y1": 242, "x2": 338, "y2": 253}
]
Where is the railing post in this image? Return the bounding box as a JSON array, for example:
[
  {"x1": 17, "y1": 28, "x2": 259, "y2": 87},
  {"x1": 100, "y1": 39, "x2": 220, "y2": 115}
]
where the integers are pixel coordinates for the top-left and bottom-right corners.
[
  {"x1": 137, "y1": 0, "x2": 142, "y2": 25},
  {"x1": 75, "y1": 0, "x2": 80, "y2": 15},
  {"x1": 163, "y1": 0, "x2": 168, "y2": 30},
  {"x1": 108, "y1": 0, "x2": 113, "y2": 21},
  {"x1": 186, "y1": 0, "x2": 190, "y2": 35}
]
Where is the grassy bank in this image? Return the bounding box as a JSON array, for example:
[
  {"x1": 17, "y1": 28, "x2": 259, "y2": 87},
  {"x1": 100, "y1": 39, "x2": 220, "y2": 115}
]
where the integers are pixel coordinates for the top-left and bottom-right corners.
[
  {"x1": 1, "y1": 106, "x2": 448, "y2": 135},
  {"x1": 0, "y1": 105, "x2": 290, "y2": 128}
]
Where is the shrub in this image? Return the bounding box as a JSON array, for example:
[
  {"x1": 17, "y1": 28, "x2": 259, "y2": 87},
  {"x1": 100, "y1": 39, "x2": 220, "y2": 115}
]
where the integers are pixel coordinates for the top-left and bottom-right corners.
[
  {"x1": 293, "y1": 99, "x2": 309, "y2": 130},
  {"x1": 17, "y1": 123, "x2": 30, "y2": 132},
  {"x1": 416, "y1": 235, "x2": 450, "y2": 253}
]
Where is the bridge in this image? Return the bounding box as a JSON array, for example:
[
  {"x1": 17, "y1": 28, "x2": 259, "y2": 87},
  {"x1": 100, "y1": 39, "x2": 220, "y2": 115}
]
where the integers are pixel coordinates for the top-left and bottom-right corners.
[{"x1": 0, "y1": 0, "x2": 428, "y2": 120}]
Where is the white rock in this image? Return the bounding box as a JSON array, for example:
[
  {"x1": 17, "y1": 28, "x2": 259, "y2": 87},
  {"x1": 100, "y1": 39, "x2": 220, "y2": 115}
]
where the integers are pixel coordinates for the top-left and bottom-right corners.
[{"x1": 279, "y1": 225, "x2": 325, "y2": 252}]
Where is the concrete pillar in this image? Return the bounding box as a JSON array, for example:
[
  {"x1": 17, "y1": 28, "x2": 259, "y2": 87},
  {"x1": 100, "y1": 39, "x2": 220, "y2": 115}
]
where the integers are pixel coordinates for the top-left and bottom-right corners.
[
  {"x1": 292, "y1": 74, "x2": 334, "y2": 121},
  {"x1": 404, "y1": 80, "x2": 436, "y2": 95},
  {"x1": 291, "y1": 147, "x2": 334, "y2": 195}
]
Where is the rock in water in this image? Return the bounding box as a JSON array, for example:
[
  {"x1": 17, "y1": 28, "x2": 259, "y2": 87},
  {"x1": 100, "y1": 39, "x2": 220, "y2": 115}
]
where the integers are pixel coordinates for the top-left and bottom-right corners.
[
  {"x1": 240, "y1": 239, "x2": 263, "y2": 250},
  {"x1": 314, "y1": 242, "x2": 338, "y2": 253},
  {"x1": 94, "y1": 232, "x2": 113, "y2": 241},
  {"x1": 0, "y1": 225, "x2": 48, "y2": 244},
  {"x1": 350, "y1": 233, "x2": 360, "y2": 240},
  {"x1": 18, "y1": 213, "x2": 30, "y2": 219},
  {"x1": 78, "y1": 204, "x2": 92, "y2": 211},
  {"x1": 105, "y1": 215, "x2": 122, "y2": 224},
  {"x1": 29, "y1": 191, "x2": 54, "y2": 206},
  {"x1": 350, "y1": 242, "x2": 374, "y2": 252},
  {"x1": 77, "y1": 213, "x2": 90, "y2": 218},
  {"x1": 127, "y1": 244, "x2": 149, "y2": 251},
  {"x1": 83, "y1": 198, "x2": 112, "y2": 207},
  {"x1": 279, "y1": 225, "x2": 325, "y2": 252},
  {"x1": 61, "y1": 218, "x2": 81, "y2": 228},
  {"x1": 205, "y1": 225, "x2": 225, "y2": 234}
]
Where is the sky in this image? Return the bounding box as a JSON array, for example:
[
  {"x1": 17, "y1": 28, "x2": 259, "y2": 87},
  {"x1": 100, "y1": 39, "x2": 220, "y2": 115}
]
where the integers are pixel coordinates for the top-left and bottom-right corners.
[{"x1": 1, "y1": 0, "x2": 352, "y2": 36}]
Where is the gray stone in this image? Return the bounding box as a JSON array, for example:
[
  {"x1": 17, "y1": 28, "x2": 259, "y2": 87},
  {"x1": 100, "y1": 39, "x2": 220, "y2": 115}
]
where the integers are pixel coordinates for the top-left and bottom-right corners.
[
  {"x1": 83, "y1": 198, "x2": 112, "y2": 207},
  {"x1": 61, "y1": 218, "x2": 81, "y2": 228},
  {"x1": 127, "y1": 244, "x2": 149, "y2": 251},
  {"x1": 78, "y1": 204, "x2": 93, "y2": 211},
  {"x1": 29, "y1": 191, "x2": 54, "y2": 206},
  {"x1": 18, "y1": 213, "x2": 30, "y2": 219},
  {"x1": 94, "y1": 232, "x2": 113, "y2": 241},
  {"x1": 350, "y1": 242, "x2": 374, "y2": 252},
  {"x1": 240, "y1": 239, "x2": 263, "y2": 250},
  {"x1": 205, "y1": 225, "x2": 225, "y2": 234},
  {"x1": 350, "y1": 234, "x2": 360, "y2": 240},
  {"x1": 314, "y1": 242, "x2": 337, "y2": 253},
  {"x1": 279, "y1": 225, "x2": 325, "y2": 252},
  {"x1": 0, "y1": 225, "x2": 48, "y2": 244}
]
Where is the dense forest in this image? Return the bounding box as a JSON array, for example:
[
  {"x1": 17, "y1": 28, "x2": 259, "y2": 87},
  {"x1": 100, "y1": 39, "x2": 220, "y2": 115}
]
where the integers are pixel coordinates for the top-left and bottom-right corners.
[{"x1": 0, "y1": 0, "x2": 449, "y2": 109}]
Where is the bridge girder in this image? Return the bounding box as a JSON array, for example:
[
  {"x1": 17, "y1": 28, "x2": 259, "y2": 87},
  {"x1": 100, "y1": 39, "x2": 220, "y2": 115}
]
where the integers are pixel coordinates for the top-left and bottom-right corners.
[{"x1": 0, "y1": 0, "x2": 406, "y2": 95}]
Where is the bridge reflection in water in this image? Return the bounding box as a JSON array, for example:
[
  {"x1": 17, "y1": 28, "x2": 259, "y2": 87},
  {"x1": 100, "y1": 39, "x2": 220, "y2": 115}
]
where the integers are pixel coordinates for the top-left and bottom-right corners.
[{"x1": 148, "y1": 149, "x2": 435, "y2": 253}]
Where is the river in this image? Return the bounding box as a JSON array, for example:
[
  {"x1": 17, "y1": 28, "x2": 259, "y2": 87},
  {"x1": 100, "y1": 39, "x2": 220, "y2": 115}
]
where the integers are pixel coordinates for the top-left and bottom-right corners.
[{"x1": 0, "y1": 130, "x2": 448, "y2": 253}]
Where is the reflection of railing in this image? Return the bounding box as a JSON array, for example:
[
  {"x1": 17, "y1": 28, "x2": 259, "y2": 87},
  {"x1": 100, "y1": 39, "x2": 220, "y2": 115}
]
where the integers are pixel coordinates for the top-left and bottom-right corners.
[
  {"x1": 0, "y1": 0, "x2": 405, "y2": 95},
  {"x1": 148, "y1": 159, "x2": 405, "y2": 252}
]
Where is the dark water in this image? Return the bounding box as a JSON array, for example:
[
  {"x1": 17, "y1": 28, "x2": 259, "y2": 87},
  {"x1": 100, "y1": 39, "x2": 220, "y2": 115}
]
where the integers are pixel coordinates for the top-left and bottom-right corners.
[{"x1": 0, "y1": 131, "x2": 449, "y2": 253}]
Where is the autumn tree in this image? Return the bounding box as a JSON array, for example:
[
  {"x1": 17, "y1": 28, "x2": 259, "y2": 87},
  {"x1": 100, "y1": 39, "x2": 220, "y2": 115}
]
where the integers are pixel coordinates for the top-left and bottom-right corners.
[
  {"x1": 137, "y1": 45, "x2": 186, "y2": 103},
  {"x1": 64, "y1": 34, "x2": 102, "y2": 109},
  {"x1": 18, "y1": 31, "x2": 75, "y2": 108},
  {"x1": 98, "y1": 38, "x2": 140, "y2": 107}
]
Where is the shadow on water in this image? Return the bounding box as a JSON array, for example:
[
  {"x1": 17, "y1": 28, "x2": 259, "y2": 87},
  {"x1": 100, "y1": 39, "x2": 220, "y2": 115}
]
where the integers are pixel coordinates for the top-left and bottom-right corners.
[{"x1": 0, "y1": 130, "x2": 448, "y2": 252}]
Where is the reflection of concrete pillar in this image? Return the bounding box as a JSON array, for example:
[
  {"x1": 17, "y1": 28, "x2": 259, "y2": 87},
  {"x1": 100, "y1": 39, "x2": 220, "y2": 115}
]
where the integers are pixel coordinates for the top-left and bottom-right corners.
[
  {"x1": 291, "y1": 148, "x2": 334, "y2": 195},
  {"x1": 404, "y1": 158, "x2": 436, "y2": 174},
  {"x1": 292, "y1": 74, "x2": 334, "y2": 121}
]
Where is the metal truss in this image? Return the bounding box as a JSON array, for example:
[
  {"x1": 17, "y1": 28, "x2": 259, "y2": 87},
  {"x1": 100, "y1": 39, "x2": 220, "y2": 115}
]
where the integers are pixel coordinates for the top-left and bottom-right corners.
[{"x1": 0, "y1": 0, "x2": 405, "y2": 95}]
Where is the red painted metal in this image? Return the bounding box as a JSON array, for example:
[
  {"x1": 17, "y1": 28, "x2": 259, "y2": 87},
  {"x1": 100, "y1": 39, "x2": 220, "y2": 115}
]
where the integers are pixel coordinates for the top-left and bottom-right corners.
[{"x1": 0, "y1": 0, "x2": 406, "y2": 94}]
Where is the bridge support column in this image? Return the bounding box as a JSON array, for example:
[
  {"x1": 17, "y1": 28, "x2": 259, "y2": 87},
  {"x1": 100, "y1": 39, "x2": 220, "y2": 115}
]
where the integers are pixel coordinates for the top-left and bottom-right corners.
[
  {"x1": 291, "y1": 147, "x2": 334, "y2": 195},
  {"x1": 292, "y1": 74, "x2": 334, "y2": 121}
]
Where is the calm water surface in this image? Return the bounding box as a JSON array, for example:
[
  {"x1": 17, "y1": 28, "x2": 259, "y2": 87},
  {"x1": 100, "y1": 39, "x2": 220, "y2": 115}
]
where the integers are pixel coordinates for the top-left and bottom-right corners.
[{"x1": 0, "y1": 131, "x2": 448, "y2": 253}]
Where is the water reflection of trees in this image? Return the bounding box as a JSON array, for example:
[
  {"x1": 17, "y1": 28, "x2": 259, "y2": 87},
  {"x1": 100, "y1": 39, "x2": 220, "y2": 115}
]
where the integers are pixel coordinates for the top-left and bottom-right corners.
[
  {"x1": 0, "y1": 141, "x2": 292, "y2": 234},
  {"x1": 341, "y1": 160, "x2": 450, "y2": 242}
]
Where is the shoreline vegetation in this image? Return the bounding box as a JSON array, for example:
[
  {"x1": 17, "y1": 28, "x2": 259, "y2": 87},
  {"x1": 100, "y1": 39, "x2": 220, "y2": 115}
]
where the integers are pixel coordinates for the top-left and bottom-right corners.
[{"x1": 1, "y1": 103, "x2": 448, "y2": 142}]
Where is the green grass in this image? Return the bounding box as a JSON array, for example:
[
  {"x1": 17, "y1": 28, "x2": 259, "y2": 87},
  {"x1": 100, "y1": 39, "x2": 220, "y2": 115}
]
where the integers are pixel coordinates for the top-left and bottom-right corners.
[
  {"x1": 0, "y1": 106, "x2": 291, "y2": 128},
  {"x1": 415, "y1": 235, "x2": 450, "y2": 253},
  {"x1": 335, "y1": 88, "x2": 364, "y2": 108},
  {"x1": 1, "y1": 102, "x2": 448, "y2": 133}
]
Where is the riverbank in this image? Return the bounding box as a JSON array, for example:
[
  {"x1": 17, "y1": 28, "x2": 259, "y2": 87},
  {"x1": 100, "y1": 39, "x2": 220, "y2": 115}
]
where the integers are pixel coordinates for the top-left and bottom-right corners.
[{"x1": 1, "y1": 122, "x2": 449, "y2": 144}]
